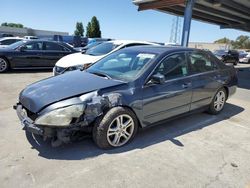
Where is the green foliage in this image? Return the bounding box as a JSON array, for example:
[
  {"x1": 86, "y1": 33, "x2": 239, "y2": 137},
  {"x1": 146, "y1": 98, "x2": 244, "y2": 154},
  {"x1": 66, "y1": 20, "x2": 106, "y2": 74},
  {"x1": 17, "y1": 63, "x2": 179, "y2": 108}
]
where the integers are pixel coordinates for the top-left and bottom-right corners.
[
  {"x1": 214, "y1": 35, "x2": 250, "y2": 49},
  {"x1": 74, "y1": 22, "x2": 84, "y2": 36},
  {"x1": 214, "y1": 37, "x2": 232, "y2": 44},
  {"x1": 1, "y1": 22, "x2": 24, "y2": 28},
  {"x1": 232, "y1": 35, "x2": 250, "y2": 49},
  {"x1": 86, "y1": 16, "x2": 101, "y2": 38}
]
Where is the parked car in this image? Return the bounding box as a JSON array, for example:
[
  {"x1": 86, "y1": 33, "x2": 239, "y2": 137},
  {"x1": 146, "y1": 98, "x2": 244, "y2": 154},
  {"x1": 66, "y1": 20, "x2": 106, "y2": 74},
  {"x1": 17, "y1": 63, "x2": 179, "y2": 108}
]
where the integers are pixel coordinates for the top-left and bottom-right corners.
[
  {"x1": 53, "y1": 40, "x2": 159, "y2": 75},
  {"x1": 238, "y1": 50, "x2": 250, "y2": 63},
  {"x1": 14, "y1": 46, "x2": 237, "y2": 149},
  {"x1": 24, "y1": 36, "x2": 39, "y2": 40},
  {"x1": 0, "y1": 40, "x2": 77, "y2": 73},
  {"x1": 0, "y1": 33, "x2": 14, "y2": 38},
  {"x1": 214, "y1": 49, "x2": 239, "y2": 65},
  {"x1": 74, "y1": 41, "x2": 104, "y2": 52},
  {"x1": 0, "y1": 37, "x2": 23, "y2": 48}
]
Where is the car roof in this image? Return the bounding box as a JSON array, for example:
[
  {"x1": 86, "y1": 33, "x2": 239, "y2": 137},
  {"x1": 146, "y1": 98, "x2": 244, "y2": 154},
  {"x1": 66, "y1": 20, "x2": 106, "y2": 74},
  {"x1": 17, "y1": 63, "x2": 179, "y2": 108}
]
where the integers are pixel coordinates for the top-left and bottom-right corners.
[
  {"x1": 108, "y1": 40, "x2": 159, "y2": 45},
  {"x1": 120, "y1": 45, "x2": 196, "y2": 54},
  {"x1": 0, "y1": 37, "x2": 23, "y2": 41}
]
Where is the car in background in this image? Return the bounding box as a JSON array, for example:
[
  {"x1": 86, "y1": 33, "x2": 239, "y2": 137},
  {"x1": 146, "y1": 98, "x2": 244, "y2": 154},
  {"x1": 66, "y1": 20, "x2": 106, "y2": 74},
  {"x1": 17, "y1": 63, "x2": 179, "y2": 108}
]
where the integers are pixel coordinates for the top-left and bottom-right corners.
[
  {"x1": 74, "y1": 41, "x2": 104, "y2": 52},
  {"x1": 0, "y1": 40, "x2": 77, "y2": 73},
  {"x1": 53, "y1": 40, "x2": 159, "y2": 75},
  {"x1": 0, "y1": 33, "x2": 14, "y2": 38},
  {"x1": 238, "y1": 50, "x2": 250, "y2": 63},
  {"x1": 214, "y1": 49, "x2": 239, "y2": 65},
  {"x1": 15, "y1": 46, "x2": 238, "y2": 149},
  {"x1": 0, "y1": 37, "x2": 23, "y2": 48},
  {"x1": 24, "y1": 36, "x2": 39, "y2": 40}
]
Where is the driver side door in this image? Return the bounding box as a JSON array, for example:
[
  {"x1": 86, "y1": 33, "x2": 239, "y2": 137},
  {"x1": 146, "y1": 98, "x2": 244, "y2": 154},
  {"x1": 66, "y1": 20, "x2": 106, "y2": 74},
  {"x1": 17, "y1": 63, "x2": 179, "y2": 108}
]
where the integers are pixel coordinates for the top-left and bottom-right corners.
[{"x1": 142, "y1": 52, "x2": 193, "y2": 125}]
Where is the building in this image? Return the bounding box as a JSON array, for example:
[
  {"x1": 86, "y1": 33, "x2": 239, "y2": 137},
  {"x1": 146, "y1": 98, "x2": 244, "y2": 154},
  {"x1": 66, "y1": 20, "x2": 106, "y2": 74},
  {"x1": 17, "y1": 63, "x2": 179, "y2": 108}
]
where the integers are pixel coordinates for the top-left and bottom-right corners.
[
  {"x1": 188, "y1": 42, "x2": 231, "y2": 51},
  {"x1": 0, "y1": 26, "x2": 69, "y2": 37}
]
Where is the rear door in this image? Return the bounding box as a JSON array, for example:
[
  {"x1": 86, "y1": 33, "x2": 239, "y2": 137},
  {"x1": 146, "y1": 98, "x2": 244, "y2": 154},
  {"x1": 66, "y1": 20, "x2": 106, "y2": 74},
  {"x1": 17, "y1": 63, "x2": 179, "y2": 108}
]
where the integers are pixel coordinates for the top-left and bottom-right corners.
[
  {"x1": 187, "y1": 51, "x2": 222, "y2": 110},
  {"x1": 142, "y1": 52, "x2": 193, "y2": 125},
  {"x1": 42, "y1": 42, "x2": 72, "y2": 67}
]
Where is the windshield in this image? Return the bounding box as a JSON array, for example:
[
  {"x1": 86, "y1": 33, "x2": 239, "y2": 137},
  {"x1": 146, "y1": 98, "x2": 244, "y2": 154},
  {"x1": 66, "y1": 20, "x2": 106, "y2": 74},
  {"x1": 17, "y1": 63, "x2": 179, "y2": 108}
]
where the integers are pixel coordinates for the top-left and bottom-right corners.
[
  {"x1": 87, "y1": 50, "x2": 156, "y2": 82},
  {"x1": 85, "y1": 42, "x2": 119, "y2": 56},
  {"x1": 6, "y1": 40, "x2": 26, "y2": 49}
]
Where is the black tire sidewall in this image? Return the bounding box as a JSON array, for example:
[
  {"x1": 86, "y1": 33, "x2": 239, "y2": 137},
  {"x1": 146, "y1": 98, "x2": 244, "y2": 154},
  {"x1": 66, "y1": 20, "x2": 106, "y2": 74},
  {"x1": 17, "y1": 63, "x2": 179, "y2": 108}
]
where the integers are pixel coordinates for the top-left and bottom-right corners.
[{"x1": 93, "y1": 107, "x2": 138, "y2": 149}]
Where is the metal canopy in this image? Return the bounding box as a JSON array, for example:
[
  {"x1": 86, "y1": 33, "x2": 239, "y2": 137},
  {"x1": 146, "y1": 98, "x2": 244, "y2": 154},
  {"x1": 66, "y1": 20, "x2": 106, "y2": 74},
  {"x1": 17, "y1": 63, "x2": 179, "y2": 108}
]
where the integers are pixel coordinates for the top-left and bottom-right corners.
[{"x1": 133, "y1": 0, "x2": 250, "y2": 32}]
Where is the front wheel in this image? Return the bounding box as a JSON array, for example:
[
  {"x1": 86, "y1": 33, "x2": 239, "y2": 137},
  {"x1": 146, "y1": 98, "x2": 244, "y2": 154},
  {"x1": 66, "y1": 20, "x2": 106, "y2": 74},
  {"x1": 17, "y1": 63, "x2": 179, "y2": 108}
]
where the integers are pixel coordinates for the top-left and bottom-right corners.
[
  {"x1": 0, "y1": 57, "x2": 9, "y2": 73},
  {"x1": 93, "y1": 107, "x2": 138, "y2": 149},
  {"x1": 207, "y1": 88, "x2": 227, "y2": 115}
]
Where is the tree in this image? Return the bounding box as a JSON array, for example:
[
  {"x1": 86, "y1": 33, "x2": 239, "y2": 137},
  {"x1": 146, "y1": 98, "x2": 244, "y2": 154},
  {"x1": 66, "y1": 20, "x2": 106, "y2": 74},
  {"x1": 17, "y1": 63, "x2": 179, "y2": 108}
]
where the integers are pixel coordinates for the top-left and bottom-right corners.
[
  {"x1": 86, "y1": 22, "x2": 92, "y2": 38},
  {"x1": 1, "y1": 22, "x2": 24, "y2": 28},
  {"x1": 232, "y1": 35, "x2": 250, "y2": 49},
  {"x1": 91, "y1": 16, "x2": 101, "y2": 38},
  {"x1": 214, "y1": 37, "x2": 232, "y2": 44},
  {"x1": 86, "y1": 16, "x2": 102, "y2": 38},
  {"x1": 74, "y1": 22, "x2": 84, "y2": 36}
]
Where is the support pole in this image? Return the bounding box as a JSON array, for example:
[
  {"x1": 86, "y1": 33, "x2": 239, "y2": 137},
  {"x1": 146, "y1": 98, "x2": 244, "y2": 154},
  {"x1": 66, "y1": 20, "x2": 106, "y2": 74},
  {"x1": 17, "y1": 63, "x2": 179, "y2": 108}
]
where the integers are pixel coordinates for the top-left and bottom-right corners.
[{"x1": 181, "y1": 0, "x2": 195, "y2": 47}]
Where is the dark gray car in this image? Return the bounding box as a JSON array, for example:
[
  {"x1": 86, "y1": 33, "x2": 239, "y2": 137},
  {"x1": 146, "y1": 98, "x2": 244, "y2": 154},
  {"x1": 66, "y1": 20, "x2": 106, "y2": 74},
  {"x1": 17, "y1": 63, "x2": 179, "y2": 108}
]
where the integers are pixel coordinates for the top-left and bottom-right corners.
[{"x1": 14, "y1": 46, "x2": 238, "y2": 149}]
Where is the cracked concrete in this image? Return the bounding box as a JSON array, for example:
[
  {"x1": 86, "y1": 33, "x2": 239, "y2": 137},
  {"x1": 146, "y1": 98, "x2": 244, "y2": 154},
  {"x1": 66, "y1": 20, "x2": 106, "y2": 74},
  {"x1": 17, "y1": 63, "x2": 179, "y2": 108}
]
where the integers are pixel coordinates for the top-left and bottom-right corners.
[{"x1": 0, "y1": 65, "x2": 250, "y2": 188}]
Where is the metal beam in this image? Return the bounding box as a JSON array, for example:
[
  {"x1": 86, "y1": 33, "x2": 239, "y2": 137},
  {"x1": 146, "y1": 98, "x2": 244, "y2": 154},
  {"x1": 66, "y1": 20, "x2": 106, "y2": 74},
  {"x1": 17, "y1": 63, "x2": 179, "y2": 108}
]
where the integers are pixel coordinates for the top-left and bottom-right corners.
[
  {"x1": 138, "y1": 0, "x2": 185, "y2": 11},
  {"x1": 181, "y1": 0, "x2": 196, "y2": 47}
]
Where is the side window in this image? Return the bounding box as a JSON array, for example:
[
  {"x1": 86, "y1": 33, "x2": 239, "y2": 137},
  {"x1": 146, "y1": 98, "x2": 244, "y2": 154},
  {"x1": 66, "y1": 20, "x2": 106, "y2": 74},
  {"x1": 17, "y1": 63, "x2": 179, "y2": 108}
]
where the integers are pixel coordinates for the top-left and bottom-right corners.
[
  {"x1": 154, "y1": 52, "x2": 188, "y2": 80},
  {"x1": 44, "y1": 42, "x2": 64, "y2": 51},
  {"x1": 23, "y1": 42, "x2": 43, "y2": 51},
  {"x1": 188, "y1": 51, "x2": 216, "y2": 73}
]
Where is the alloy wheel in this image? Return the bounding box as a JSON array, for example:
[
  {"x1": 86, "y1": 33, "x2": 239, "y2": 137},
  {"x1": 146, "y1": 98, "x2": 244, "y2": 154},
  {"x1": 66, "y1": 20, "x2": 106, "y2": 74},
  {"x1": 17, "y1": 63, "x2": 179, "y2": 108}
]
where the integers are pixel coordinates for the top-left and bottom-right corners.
[
  {"x1": 0, "y1": 58, "x2": 8, "y2": 72},
  {"x1": 107, "y1": 114, "x2": 135, "y2": 147},
  {"x1": 214, "y1": 90, "x2": 226, "y2": 111}
]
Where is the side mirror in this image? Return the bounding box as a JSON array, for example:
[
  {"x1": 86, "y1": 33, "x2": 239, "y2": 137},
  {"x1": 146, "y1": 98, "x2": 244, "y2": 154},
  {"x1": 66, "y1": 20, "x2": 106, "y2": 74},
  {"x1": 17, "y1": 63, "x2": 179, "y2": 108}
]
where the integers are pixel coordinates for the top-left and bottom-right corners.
[
  {"x1": 19, "y1": 46, "x2": 26, "y2": 52},
  {"x1": 149, "y1": 73, "x2": 165, "y2": 85}
]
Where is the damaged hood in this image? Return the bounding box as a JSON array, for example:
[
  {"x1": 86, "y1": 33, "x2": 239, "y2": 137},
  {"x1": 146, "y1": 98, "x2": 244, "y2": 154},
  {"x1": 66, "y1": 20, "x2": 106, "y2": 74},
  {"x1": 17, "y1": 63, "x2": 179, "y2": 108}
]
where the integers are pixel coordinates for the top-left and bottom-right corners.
[
  {"x1": 55, "y1": 52, "x2": 104, "y2": 68},
  {"x1": 19, "y1": 71, "x2": 125, "y2": 113}
]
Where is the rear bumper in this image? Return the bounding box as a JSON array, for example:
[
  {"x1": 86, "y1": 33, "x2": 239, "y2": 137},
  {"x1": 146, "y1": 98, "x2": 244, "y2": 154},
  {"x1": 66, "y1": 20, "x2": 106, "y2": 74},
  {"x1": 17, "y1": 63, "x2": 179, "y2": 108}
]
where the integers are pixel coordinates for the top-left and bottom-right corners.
[{"x1": 14, "y1": 104, "x2": 44, "y2": 136}]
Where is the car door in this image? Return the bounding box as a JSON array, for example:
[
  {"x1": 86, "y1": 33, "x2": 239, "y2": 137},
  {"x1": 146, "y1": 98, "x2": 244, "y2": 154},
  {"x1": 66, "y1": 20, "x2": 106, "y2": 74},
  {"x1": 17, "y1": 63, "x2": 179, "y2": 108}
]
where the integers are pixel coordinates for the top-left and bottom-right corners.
[
  {"x1": 142, "y1": 52, "x2": 193, "y2": 125},
  {"x1": 42, "y1": 42, "x2": 71, "y2": 67},
  {"x1": 187, "y1": 51, "x2": 222, "y2": 110},
  {"x1": 11, "y1": 41, "x2": 44, "y2": 67}
]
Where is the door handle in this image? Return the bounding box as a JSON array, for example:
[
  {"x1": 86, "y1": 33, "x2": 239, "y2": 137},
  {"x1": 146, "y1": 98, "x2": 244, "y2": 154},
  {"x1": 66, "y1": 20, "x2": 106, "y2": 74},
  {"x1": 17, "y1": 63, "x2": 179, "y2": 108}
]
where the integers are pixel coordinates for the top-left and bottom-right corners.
[{"x1": 182, "y1": 82, "x2": 191, "y2": 89}]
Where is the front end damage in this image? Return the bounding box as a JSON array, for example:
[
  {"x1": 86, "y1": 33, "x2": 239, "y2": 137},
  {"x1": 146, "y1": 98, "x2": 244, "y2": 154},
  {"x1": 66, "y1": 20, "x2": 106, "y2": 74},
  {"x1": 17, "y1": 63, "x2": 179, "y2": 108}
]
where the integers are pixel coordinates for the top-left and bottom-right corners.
[{"x1": 14, "y1": 91, "x2": 122, "y2": 146}]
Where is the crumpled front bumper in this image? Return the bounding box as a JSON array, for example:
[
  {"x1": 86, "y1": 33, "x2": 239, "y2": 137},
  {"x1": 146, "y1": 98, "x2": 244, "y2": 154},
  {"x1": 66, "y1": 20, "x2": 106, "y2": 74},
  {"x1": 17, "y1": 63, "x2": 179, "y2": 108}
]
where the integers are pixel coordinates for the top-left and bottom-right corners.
[{"x1": 14, "y1": 104, "x2": 44, "y2": 136}]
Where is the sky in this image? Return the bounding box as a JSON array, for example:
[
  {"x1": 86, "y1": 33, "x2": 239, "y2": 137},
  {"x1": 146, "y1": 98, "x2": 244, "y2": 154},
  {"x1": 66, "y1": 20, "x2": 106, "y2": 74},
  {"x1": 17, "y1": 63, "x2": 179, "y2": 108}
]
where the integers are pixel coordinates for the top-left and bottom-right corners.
[{"x1": 1, "y1": 0, "x2": 249, "y2": 43}]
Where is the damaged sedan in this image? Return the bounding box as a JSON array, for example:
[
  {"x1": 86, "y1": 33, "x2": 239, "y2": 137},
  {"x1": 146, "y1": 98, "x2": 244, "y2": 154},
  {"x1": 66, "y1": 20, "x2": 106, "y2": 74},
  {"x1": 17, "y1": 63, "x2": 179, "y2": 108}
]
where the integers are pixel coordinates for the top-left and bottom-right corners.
[{"x1": 14, "y1": 46, "x2": 237, "y2": 149}]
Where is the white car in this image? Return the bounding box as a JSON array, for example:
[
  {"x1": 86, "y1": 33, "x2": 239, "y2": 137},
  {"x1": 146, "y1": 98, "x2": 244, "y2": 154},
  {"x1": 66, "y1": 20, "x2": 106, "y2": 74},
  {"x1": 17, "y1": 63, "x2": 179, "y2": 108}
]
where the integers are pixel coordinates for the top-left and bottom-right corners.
[
  {"x1": 239, "y1": 51, "x2": 250, "y2": 63},
  {"x1": 53, "y1": 40, "x2": 158, "y2": 75},
  {"x1": 0, "y1": 37, "x2": 23, "y2": 48},
  {"x1": 24, "y1": 36, "x2": 38, "y2": 40}
]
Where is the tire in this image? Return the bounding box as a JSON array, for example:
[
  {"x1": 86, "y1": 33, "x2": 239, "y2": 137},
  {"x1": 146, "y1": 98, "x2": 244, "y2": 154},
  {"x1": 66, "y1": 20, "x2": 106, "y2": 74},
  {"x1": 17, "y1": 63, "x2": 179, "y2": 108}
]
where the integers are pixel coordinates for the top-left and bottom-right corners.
[
  {"x1": 93, "y1": 107, "x2": 138, "y2": 149},
  {"x1": 0, "y1": 57, "x2": 9, "y2": 73},
  {"x1": 207, "y1": 88, "x2": 227, "y2": 115}
]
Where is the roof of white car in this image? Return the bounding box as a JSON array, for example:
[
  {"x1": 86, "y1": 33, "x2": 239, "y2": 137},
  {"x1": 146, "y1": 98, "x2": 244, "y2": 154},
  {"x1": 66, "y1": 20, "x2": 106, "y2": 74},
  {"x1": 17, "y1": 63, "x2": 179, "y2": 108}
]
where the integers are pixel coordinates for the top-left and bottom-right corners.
[
  {"x1": 110, "y1": 40, "x2": 158, "y2": 45},
  {"x1": 0, "y1": 37, "x2": 23, "y2": 41}
]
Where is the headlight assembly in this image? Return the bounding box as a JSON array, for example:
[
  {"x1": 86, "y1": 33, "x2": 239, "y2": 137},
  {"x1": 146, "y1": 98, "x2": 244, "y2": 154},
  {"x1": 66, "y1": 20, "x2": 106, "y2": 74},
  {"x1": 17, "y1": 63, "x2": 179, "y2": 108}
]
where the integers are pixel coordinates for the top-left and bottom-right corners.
[{"x1": 35, "y1": 104, "x2": 84, "y2": 126}]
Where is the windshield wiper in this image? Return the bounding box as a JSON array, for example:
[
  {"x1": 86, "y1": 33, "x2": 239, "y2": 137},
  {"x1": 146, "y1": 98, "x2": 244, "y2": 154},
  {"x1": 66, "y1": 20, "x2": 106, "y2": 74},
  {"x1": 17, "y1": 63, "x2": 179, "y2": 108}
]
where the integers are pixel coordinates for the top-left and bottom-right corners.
[{"x1": 90, "y1": 71, "x2": 112, "y2": 79}]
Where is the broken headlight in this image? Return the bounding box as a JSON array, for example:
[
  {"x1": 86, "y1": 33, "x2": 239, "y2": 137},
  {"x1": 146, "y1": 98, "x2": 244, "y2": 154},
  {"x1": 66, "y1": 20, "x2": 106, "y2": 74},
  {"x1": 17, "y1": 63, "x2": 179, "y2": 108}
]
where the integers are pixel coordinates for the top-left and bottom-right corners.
[{"x1": 35, "y1": 104, "x2": 84, "y2": 126}]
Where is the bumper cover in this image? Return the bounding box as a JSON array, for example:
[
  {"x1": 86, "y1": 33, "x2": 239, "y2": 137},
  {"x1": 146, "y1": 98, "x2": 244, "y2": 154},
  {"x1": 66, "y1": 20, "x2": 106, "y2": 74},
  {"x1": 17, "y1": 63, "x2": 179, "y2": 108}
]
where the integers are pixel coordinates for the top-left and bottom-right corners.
[{"x1": 15, "y1": 104, "x2": 44, "y2": 136}]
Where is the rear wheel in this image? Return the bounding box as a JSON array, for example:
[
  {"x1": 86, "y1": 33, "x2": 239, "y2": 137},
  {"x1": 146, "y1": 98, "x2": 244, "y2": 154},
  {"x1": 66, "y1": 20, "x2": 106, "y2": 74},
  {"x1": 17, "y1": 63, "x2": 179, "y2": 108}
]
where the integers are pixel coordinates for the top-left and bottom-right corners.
[
  {"x1": 93, "y1": 107, "x2": 138, "y2": 149},
  {"x1": 207, "y1": 88, "x2": 227, "y2": 115},
  {"x1": 0, "y1": 57, "x2": 9, "y2": 73}
]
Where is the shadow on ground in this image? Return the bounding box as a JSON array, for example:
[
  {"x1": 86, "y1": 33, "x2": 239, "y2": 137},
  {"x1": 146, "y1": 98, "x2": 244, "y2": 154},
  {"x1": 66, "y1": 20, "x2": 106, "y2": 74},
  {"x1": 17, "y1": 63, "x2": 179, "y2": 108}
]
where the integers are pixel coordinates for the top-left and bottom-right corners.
[
  {"x1": 5, "y1": 68, "x2": 52, "y2": 74},
  {"x1": 26, "y1": 103, "x2": 244, "y2": 160}
]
